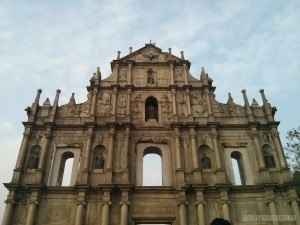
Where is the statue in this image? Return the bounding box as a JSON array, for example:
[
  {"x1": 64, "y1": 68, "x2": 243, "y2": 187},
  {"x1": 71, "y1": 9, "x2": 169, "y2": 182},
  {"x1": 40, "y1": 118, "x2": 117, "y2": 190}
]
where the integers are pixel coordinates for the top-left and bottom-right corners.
[
  {"x1": 27, "y1": 150, "x2": 39, "y2": 169},
  {"x1": 148, "y1": 104, "x2": 155, "y2": 119},
  {"x1": 201, "y1": 154, "x2": 211, "y2": 169},
  {"x1": 264, "y1": 152, "x2": 275, "y2": 168},
  {"x1": 95, "y1": 152, "x2": 105, "y2": 169}
]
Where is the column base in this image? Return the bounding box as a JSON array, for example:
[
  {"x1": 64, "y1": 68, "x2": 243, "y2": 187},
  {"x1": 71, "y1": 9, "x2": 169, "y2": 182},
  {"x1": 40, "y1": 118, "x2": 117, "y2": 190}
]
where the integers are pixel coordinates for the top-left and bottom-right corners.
[
  {"x1": 11, "y1": 168, "x2": 23, "y2": 183},
  {"x1": 176, "y1": 169, "x2": 185, "y2": 187},
  {"x1": 193, "y1": 169, "x2": 202, "y2": 183},
  {"x1": 216, "y1": 169, "x2": 226, "y2": 183},
  {"x1": 281, "y1": 168, "x2": 292, "y2": 182},
  {"x1": 259, "y1": 168, "x2": 271, "y2": 183}
]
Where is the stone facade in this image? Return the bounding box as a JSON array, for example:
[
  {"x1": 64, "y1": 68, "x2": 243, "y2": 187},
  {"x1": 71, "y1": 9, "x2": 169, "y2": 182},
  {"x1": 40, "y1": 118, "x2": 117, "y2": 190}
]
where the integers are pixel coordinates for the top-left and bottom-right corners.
[{"x1": 1, "y1": 43, "x2": 300, "y2": 225}]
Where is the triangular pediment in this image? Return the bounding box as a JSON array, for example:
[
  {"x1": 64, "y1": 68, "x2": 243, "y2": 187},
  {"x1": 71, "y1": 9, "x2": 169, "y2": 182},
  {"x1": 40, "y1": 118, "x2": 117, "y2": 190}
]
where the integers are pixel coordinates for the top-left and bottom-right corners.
[{"x1": 119, "y1": 44, "x2": 182, "y2": 63}]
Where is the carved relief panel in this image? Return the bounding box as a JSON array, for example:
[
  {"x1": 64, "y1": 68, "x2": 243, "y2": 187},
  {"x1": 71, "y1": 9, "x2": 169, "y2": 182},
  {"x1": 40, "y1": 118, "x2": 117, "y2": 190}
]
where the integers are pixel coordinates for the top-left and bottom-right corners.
[
  {"x1": 177, "y1": 91, "x2": 187, "y2": 116},
  {"x1": 190, "y1": 91, "x2": 207, "y2": 117},
  {"x1": 117, "y1": 92, "x2": 127, "y2": 117},
  {"x1": 97, "y1": 92, "x2": 112, "y2": 117}
]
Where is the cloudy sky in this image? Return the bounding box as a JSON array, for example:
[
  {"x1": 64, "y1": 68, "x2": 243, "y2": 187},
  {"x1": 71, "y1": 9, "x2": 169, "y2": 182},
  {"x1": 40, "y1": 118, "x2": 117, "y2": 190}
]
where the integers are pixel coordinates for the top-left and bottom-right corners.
[{"x1": 0, "y1": 0, "x2": 300, "y2": 220}]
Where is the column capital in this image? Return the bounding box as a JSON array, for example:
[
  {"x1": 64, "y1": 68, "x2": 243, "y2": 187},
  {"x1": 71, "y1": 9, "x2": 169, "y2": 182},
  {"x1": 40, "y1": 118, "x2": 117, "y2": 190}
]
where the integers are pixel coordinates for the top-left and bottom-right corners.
[{"x1": 119, "y1": 201, "x2": 130, "y2": 206}]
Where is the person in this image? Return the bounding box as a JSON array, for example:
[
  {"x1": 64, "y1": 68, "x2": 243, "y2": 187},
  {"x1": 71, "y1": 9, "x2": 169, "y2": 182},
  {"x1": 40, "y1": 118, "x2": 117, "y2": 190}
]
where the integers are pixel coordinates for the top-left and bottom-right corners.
[
  {"x1": 210, "y1": 218, "x2": 231, "y2": 225},
  {"x1": 201, "y1": 154, "x2": 211, "y2": 169}
]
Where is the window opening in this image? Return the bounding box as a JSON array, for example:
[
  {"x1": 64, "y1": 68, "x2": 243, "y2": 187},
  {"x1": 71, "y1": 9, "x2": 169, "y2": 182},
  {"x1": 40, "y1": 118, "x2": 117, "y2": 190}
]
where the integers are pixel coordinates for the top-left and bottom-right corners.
[
  {"x1": 231, "y1": 151, "x2": 245, "y2": 185},
  {"x1": 143, "y1": 147, "x2": 162, "y2": 186},
  {"x1": 57, "y1": 151, "x2": 74, "y2": 186}
]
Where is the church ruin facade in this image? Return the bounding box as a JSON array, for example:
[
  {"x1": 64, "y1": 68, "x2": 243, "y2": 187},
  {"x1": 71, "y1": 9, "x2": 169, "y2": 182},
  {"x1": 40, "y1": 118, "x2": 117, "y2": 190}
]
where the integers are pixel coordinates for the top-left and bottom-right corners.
[{"x1": 2, "y1": 43, "x2": 300, "y2": 225}]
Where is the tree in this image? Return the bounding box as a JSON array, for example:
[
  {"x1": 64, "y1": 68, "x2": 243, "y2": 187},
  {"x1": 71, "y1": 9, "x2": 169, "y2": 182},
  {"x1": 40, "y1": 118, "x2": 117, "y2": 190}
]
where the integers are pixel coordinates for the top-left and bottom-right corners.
[
  {"x1": 285, "y1": 127, "x2": 300, "y2": 172},
  {"x1": 284, "y1": 126, "x2": 300, "y2": 197}
]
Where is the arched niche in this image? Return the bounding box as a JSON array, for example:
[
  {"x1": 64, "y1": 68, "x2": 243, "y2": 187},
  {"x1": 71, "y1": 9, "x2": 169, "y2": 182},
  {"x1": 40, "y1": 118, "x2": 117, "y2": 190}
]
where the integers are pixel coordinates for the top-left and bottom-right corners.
[
  {"x1": 145, "y1": 96, "x2": 158, "y2": 121},
  {"x1": 93, "y1": 145, "x2": 106, "y2": 170},
  {"x1": 26, "y1": 145, "x2": 41, "y2": 170},
  {"x1": 262, "y1": 144, "x2": 276, "y2": 168},
  {"x1": 198, "y1": 144, "x2": 212, "y2": 169}
]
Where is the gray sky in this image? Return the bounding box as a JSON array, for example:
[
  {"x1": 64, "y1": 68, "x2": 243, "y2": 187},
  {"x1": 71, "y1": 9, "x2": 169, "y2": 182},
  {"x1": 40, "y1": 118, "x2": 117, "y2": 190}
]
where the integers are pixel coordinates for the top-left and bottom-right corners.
[{"x1": 1, "y1": 0, "x2": 300, "y2": 220}]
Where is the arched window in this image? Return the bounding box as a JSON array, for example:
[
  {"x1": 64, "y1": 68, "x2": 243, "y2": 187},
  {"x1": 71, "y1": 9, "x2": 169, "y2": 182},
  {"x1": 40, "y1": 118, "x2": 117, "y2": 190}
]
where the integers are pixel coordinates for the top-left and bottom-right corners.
[
  {"x1": 93, "y1": 145, "x2": 106, "y2": 169},
  {"x1": 143, "y1": 147, "x2": 162, "y2": 186},
  {"x1": 57, "y1": 151, "x2": 74, "y2": 186},
  {"x1": 198, "y1": 145, "x2": 212, "y2": 169},
  {"x1": 231, "y1": 151, "x2": 245, "y2": 185},
  {"x1": 145, "y1": 96, "x2": 158, "y2": 121},
  {"x1": 262, "y1": 144, "x2": 276, "y2": 168},
  {"x1": 27, "y1": 145, "x2": 41, "y2": 170}
]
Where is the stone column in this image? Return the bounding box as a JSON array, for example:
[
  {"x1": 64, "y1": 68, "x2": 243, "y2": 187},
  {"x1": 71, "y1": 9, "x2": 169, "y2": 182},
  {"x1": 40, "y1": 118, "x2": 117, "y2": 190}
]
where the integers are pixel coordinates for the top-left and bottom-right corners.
[
  {"x1": 107, "y1": 128, "x2": 115, "y2": 170},
  {"x1": 126, "y1": 89, "x2": 131, "y2": 121},
  {"x1": 106, "y1": 127, "x2": 115, "y2": 182},
  {"x1": 190, "y1": 127, "x2": 202, "y2": 182},
  {"x1": 123, "y1": 126, "x2": 130, "y2": 183},
  {"x1": 250, "y1": 128, "x2": 265, "y2": 168},
  {"x1": 90, "y1": 89, "x2": 98, "y2": 117},
  {"x1": 271, "y1": 129, "x2": 287, "y2": 168},
  {"x1": 195, "y1": 190, "x2": 205, "y2": 225},
  {"x1": 112, "y1": 88, "x2": 118, "y2": 117},
  {"x1": 15, "y1": 131, "x2": 30, "y2": 169},
  {"x1": 25, "y1": 201, "x2": 37, "y2": 225},
  {"x1": 101, "y1": 203, "x2": 110, "y2": 225},
  {"x1": 49, "y1": 89, "x2": 61, "y2": 122},
  {"x1": 38, "y1": 130, "x2": 51, "y2": 170},
  {"x1": 175, "y1": 128, "x2": 182, "y2": 169},
  {"x1": 128, "y1": 63, "x2": 132, "y2": 85},
  {"x1": 1, "y1": 201, "x2": 14, "y2": 225},
  {"x1": 241, "y1": 89, "x2": 254, "y2": 122},
  {"x1": 185, "y1": 89, "x2": 192, "y2": 119},
  {"x1": 120, "y1": 202, "x2": 129, "y2": 225},
  {"x1": 183, "y1": 63, "x2": 188, "y2": 85},
  {"x1": 113, "y1": 63, "x2": 119, "y2": 84},
  {"x1": 83, "y1": 129, "x2": 93, "y2": 170},
  {"x1": 259, "y1": 89, "x2": 274, "y2": 122},
  {"x1": 179, "y1": 202, "x2": 187, "y2": 225},
  {"x1": 204, "y1": 89, "x2": 213, "y2": 121},
  {"x1": 267, "y1": 200, "x2": 279, "y2": 225},
  {"x1": 74, "y1": 203, "x2": 84, "y2": 225},
  {"x1": 170, "y1": 63, "x2": 174, "y2": 85},
  {"x1": 290, "y1": 199, "x2": 300, "y2": 225},
  {"x1": 210, "y1": 129, "x2": 221, "y2": 169},
  {"x1": 172, "y1": 89, "x2": 178, "y2": 121},
  {"x1": 196, "y1": 202, "x2": 205, "y2": 225},
  {"x1": 190, "y1": 129, "x2": 199, "y2": 169},
  {"x1": 221, "y1": 201, "x2": 230, "y2": 222}
]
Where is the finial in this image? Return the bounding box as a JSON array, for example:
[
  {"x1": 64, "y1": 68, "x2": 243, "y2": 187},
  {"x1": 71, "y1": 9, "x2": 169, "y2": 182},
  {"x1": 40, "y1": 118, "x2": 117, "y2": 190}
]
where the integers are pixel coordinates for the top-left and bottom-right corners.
[
  {"x1": 117, "y1": 51, "x2": 121, "y2": 59},
  {"x1": 56, "y1": 89, "x2": 61, "y2": 93},
  {"x1": 96, "y1": 67, "x2": 101, "y2": 79},
  {"x1": 168, "y1": 48, "x2": 172, "y2": 54},
  {"x1": 129, "y1": 47, "x2": 132, "y2": 54},
  {"x1": 259, "y1": 89, "x2": 264, "y2": 93},
  {"x1": 38, "y1": 89, "x2": 42, "y2": 93},
  {"x1": 241, "y1": 89, "x2": 246, "y2": 93},
  {"x1": 252, "y1": 98, "x2": 259, "y2": 107},
  {"x1": 181, "y1": 51, "x2": 185, "y2": 59}
]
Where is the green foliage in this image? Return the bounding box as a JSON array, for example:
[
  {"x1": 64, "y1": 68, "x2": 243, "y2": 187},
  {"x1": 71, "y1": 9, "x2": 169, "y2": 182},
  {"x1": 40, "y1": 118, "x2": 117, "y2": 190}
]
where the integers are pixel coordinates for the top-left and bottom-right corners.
[
  {"x1": 285, "y1": 127, "x2": 300, "y2": 172},
  {"x1": 284, "y1": 127, "x2": 300, "y2": 198}
]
